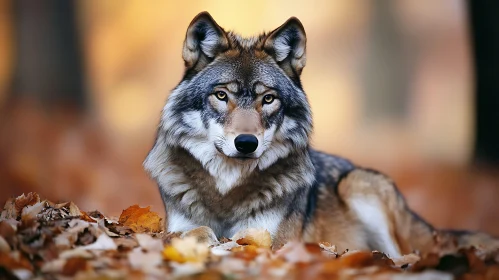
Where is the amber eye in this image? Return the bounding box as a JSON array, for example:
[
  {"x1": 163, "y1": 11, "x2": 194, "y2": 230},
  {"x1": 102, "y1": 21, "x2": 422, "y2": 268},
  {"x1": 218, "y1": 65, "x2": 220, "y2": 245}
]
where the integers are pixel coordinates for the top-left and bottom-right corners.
[
  {"x1": 263, "y1": 94, "x2": 275, "y2": 104},
  {"x1": 215, "y1": 91, "x2": 227, "y2": 101}
]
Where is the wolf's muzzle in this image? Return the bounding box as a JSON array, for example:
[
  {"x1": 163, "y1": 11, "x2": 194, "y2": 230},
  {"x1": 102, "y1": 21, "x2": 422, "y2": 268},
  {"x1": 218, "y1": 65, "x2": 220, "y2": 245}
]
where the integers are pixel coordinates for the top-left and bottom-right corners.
[{"x1": 234, "y1": 134, "x2": 258, "y2": 154}]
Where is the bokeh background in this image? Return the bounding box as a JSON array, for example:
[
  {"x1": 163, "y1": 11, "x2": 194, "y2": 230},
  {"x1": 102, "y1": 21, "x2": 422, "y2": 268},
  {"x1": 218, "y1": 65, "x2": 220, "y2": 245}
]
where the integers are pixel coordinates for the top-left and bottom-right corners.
[{"x1": 1, "y1": 1, "x2": 498, "y2": 235}]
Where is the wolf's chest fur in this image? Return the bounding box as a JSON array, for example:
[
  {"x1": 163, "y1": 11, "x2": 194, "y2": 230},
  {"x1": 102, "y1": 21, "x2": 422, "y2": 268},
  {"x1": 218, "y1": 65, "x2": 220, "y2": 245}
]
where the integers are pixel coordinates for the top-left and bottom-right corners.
[
  {"x1": 150, "y1": 145, "x2": 315, "y2": 238},
  {"x1": 145, "y1": 11, "x2": 499, "y2": 255}
]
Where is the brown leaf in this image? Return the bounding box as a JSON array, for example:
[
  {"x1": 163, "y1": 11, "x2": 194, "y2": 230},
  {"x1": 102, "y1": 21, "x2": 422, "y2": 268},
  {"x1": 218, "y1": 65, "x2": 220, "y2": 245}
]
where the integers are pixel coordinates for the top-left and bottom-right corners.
[
  {"x1": 181, "y1": 226, "x2": 219, "y2": 246},
  {"x1": 0, "y1": 221, "x2": 16, "y2": 248},
  {"x1": 113, "y1": 236, "x2": 138, "y2": 250},
  {"x1": 485, "y1": 265, "x2": 499, "y2": 280},
  {"x1": 62, "y1": 257, "x2": 88, "y2": 276},
  {"x1": 0, "y1": 252, "x2": 33, "y2": 272},
  {"x1": 68, "y1": 202, "x2": 82, "y2": 217},
  {"x1": 20, "y1": 201, "x2": 45, "y2": 222},
  {"x1": 76, "y1": 228, "x2": 97, "y2": 246},
  {"x1": 462, "y1": 248, "x2": 487, "y2": 273},
  {"x1": 118, "y1": 205, "x2": 162, "y2": 233},
  {"x1": 79, "y1": 211, "x2": 98, "y2": 223},
  {"x1": 14, "y1": 193, "x2": 40, "y2": 215},
  {"x1": 231, "y1": 244, "x2": 261, "y2": 261},
  {"x1": 232, "y1": 228, "x2": 271, "y2": 249},
  {"x1": 86, "y1": 210, "x2": 105, "y2": 220},
  {"x1": 412, "y1": 253, "x2": 441, "y2": 272},
  {"x1": 107, "y1": 224, "x2": 133, "y2": 236},
  {"x1": 0, "y1": 198, "x2": 17, "y2": 220},
  {"x1": 339, "y1": 251, "x2": 386, "y2": 268},
  {"x1": 276, "y1": 242, "x2": 313, "y2": 263}
]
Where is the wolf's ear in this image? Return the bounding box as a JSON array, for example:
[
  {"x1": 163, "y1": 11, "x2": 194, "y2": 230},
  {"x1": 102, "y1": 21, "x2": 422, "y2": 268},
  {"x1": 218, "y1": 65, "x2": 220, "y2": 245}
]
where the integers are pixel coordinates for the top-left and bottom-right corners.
[
  {"x1": 182, "y1": 12, "x2": 229, "y2": 72},
  {"x1": 264, "y1": 17, "x2": 307, "y2": 81}
]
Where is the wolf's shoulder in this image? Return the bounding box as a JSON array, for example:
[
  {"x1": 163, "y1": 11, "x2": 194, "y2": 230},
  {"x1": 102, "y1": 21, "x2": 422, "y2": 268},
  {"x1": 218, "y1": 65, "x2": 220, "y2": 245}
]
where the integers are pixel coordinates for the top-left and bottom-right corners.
[
  {"x1": 309, "y1": 149, "x2": 355, "y2": 172},
  {"x1": 308, "y1": 148, "x2": 355, "y2": 186}
]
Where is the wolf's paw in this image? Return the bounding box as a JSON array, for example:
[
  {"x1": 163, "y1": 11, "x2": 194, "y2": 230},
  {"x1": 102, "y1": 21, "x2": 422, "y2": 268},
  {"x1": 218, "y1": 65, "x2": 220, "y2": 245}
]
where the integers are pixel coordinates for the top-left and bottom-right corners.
[{"x1": 180, "y1": 226, "x2": 219, "y2": 246}]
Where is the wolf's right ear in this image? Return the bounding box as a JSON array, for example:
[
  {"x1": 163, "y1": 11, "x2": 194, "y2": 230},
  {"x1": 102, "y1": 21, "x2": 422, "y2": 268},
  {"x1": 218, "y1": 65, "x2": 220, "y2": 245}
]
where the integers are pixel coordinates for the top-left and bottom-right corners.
[
  {"x1": 264, "y1": 18, "x2": 307, "y2": 83},
  {"x1": 182, "y1": 12, "x2": 229, "y2": 72}
]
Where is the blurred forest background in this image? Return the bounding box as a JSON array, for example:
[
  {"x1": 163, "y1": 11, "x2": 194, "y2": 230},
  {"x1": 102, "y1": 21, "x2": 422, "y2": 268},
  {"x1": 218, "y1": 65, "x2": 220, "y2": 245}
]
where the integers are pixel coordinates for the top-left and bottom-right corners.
[{"x1": 1, "y1": 1, "x2": 498, "y2": 235}]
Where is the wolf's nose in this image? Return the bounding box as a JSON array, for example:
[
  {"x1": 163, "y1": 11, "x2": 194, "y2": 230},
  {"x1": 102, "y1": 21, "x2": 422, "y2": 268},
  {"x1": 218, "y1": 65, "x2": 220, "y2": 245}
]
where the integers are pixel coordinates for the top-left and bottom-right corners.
[{"x1": 234, "y1": 134, "x2": 258, "y2": 154}]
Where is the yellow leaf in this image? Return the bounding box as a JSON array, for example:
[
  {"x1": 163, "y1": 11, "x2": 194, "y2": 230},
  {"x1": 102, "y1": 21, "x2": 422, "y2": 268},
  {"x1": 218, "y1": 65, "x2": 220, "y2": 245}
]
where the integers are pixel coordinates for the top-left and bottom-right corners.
[{"x1": 162, "y1": 246, "x2": 186, "y2": 263}]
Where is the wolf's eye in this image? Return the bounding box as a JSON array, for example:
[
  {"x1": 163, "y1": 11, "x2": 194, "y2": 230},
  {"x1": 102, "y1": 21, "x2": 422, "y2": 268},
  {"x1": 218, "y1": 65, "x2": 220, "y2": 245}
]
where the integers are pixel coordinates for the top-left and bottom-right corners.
[
  {"x1": 263, "y1": 94, "x2": 275, "y2": 104},
  {"x1": 215, "y1": 91, "x2": 228, "y2": 101}
]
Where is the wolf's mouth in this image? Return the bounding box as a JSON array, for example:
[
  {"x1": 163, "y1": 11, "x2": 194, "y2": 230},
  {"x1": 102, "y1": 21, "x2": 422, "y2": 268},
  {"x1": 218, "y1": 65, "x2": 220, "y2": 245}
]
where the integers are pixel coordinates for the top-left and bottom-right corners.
[
  {"x1": 214, "y1": 144, "x2": 258, "y2": 160},
  {"x1": 232, "y1": 155, "x2": 256, "y2": 160}
]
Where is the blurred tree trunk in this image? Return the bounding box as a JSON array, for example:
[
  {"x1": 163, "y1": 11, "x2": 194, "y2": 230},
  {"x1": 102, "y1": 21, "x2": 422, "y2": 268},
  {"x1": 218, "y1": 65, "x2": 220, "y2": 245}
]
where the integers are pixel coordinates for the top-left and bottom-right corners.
[
  {"x1": 469, "y1": 1, "x2": 499, "y2": 163},
  {"x1": 12, "y1": 0, "x2": 86, "y2": 110},
  {"x1": 362, "y1": 0, "x2": 409, "y2": 123}
]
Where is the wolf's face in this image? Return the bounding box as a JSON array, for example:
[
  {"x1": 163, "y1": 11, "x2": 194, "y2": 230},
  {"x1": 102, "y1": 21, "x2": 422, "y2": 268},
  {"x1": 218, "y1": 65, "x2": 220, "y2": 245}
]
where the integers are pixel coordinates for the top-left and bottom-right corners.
[{"x1": 146, "y1": 12, "x2": 313, "y2": 193}]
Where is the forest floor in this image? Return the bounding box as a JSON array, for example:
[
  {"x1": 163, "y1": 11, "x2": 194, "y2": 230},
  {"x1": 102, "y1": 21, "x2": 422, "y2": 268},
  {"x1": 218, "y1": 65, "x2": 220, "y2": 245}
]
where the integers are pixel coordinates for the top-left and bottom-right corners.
[{"x1": 1, "y1": 192, "x2": 499, "y2": 279}]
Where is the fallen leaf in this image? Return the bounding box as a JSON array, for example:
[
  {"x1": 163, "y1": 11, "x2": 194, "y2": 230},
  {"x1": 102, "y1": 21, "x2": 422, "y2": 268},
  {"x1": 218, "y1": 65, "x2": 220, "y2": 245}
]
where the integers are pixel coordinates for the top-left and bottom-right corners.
[
  {"x1": 11, "y1": 268, "x2": 33, "y2": 280},
  {"x1": 0, "y1": 221, "x2": 16, "y2": 247},
  {"x1": 211, "y1": 241, "x2": 241, "y2": 256},
  {"x1": 392, "y1": 253, "x2": 421, "y2": 268},
  {"x1": 41, "y1": 258, "x2": 67, "y2": 273},
  {"x1": 232, "y1": 228, "x2": 272, "y2": 249},
  {"x1": 0, "y1": 236, "x2": 10, "y2": 253},
  {"x1": 276, "y1": 241, "x2": 313, "y2": 263},
  {"x1": 0, "y1": 198, "x2": 17, "y2": 220},
  {"x1": 231, "y1": 244, "x2": 261, "y2": 261},
  {"x1": 62, "y1": 257, "x2": 88, "y2": 276},
  {"x1": 319, "y1": 241, "x2": 338, "y2": 256},
  {"x1": 135, "y1": 233, "x2": 164, "y2": 252},
  {"x1": 0, "y1": 251, "x2": 33, "y2": 272},
  {"x1": 20, "y1": 201, "x2": 45, "y2": 221},
  {"x1": 170, "y1": 262, "x2": 206, "y2": 278},
  {"x1": 162, "y1": 236, "x2": 209, "y2": 263},
  {"x1": 68, "y1": 202, "x2": 83, "y2": 217},
  {"x1": 97, "y1": 219, "x2": 119, "y2": 237},
  {"x1": 59, "y1": 248, "x2": 94, "y2": 259},
  {"x1": 14, "y1": 193, "x2": 40, "y2": 215},
  {"x1": 128, "y1": 247, "x2": 162, "y2": 270},
  {"x1": 81, "y1": 234, "x2": 117, "y2": 250},
  {"x1": 113, "y1": 236, "x2": 138, "y2": 250},
  {"x1": 118, "y1": 205, "x2": 162, "y2": 233},
  {"x1": 181, "y1": 226, "x2": 219, "y2": 246},
  {"x1": 162, "y1": 245, "x2": 185, "y2": 263}
]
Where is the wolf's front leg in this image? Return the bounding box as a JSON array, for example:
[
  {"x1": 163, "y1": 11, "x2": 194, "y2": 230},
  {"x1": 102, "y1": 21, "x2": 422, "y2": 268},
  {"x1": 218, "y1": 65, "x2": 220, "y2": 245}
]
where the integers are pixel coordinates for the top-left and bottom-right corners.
[
  {"x1": 167, "y1": 211, "x2": 201, "y2": 233},
  {"x1": 228, "y1": 208, "x2": 286, "y2": 238}
]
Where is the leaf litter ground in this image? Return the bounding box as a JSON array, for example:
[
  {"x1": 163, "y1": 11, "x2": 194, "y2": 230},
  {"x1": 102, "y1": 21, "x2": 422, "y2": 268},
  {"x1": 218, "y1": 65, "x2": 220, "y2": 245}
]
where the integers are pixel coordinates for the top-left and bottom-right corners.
[{"x1": 1, "y1": 193, "x2": 499, "y2": 279}]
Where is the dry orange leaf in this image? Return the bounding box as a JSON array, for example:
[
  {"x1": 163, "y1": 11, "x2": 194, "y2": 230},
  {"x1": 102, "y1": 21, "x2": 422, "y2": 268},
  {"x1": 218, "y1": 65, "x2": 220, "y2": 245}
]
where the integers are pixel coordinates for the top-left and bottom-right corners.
[
  {"x1": 118, "y1": 205, "x2": 162, "y2": 233},
  {"x1": 61, "y1": 257, "x2": 88, "y2": 276},
  {"x1": 79, "y1": 211, "x2": 97, "y2": 223},
  {"x1": 14, "y1": 192, "x2": 40, "y2": 215},
  {"x1": 233, "y1": 228, "x2": 272, "y2": 249}
]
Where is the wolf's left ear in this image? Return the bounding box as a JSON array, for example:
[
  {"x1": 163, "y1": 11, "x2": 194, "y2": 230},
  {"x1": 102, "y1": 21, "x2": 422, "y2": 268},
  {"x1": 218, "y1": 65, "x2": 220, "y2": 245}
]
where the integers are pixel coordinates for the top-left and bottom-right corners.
[
  {"x1": 264, "y1": 17, "x2": 307, "y2": 81},
  {"x1": 182, "y1": 12, "x2": 230, "y2": 72}
]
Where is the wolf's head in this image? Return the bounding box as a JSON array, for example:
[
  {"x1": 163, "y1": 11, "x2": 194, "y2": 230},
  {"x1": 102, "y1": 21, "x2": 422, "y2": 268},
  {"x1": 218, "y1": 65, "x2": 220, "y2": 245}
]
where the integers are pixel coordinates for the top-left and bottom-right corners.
[{"x1": 145, "y1": 12, "x2": 313, "y2": 193}]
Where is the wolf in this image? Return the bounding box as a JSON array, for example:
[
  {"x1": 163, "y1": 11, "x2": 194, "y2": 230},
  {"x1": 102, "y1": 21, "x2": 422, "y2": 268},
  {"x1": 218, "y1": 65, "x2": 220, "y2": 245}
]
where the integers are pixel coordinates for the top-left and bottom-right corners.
[{"x1": 144, "y1": 12, "x2": 499, "y2": 257}]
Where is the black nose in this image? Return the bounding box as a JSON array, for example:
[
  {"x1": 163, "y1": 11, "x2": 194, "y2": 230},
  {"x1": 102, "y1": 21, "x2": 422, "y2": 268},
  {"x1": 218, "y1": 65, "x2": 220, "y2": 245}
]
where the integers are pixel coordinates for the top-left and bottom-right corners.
[{"x1": 234, "y1": 134, "x2": 258, "y2": 154}]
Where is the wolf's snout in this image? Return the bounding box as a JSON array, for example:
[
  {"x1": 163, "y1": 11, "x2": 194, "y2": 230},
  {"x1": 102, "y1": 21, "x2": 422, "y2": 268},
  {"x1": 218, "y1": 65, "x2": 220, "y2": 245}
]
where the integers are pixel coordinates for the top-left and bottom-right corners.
[{"x1": 234, "y1": 134, "x2": 258, "y2": 154}]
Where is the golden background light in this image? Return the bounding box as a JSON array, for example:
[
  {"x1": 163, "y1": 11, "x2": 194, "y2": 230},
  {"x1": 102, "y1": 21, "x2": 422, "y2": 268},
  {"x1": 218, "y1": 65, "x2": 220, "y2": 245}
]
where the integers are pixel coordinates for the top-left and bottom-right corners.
[{"x1": 1, "y1": 0, "x2": 491, "y2": 235}]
